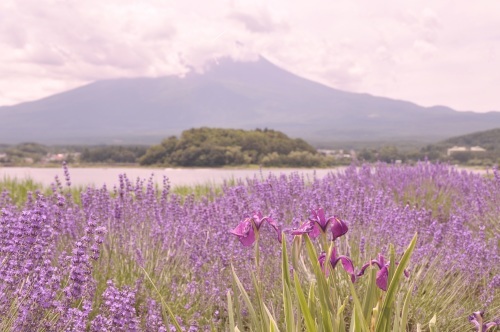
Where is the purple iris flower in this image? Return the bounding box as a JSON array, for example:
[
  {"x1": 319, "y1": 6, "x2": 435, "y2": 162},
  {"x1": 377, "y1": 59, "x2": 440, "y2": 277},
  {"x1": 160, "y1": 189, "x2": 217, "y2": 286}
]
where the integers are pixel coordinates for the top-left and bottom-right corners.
[
  {"x1": 291, "y1": 208, "x2": 348, "y2": 240},
  {"x1": 357, "y1": 253, "x2": 410, "y2": 291},
  {"x1": 469, "y1": 311, "x2": 498, "y2": 332},
  {"x1": 318, "y1": 247, "x2": 356, "y2": 282},
  {"x1": 230, "y1": 211, "x2": 281, "y2": 247}
]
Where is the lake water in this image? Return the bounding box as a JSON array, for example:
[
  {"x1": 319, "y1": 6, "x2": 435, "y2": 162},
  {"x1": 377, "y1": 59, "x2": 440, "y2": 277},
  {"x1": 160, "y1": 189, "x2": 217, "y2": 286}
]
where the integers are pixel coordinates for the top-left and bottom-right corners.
[{"x1": 0, "y1": 167, "x2": 346, "y2": 188}]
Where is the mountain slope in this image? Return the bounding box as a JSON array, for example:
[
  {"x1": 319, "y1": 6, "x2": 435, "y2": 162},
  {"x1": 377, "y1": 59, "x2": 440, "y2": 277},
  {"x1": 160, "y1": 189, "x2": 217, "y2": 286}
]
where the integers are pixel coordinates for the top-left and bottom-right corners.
[
  {"x1": 439, "y1": 128, "x2": 500, "y2": 151},
  {"x1": 1, "y1": 57, "x2": 500, "y2": 144}
]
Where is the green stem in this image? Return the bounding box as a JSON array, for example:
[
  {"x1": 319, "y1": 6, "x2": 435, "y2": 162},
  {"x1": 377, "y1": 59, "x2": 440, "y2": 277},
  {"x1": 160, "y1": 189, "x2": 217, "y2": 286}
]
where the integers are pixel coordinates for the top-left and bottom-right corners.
[
  {"x1": 320, "y1": 231, "x2": 328, "y2": 253},
  {"x1": 254, "y1": 236, "x2": 260, "y2": 280}
]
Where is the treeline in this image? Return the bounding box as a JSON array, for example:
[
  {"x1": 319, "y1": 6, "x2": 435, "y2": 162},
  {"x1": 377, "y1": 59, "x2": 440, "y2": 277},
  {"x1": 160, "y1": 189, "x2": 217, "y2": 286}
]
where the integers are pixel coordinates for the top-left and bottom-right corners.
[
  {"x1": 3, "y1": 127, "x2": 498, "y2": 167},
  {"x1": 81, "y1": 146, "x2": 148, "y2": 163},
  {"x1": 139, "y1": 127, "x2": 337, "y2": 167},
  {"x1": 0, "y1": 142, "x2": 56, "y2": 164},
  {"x1": 0, "y1": 128, "x2": 343, "y2": 167},
  {"x1": 357, "y1": 144, "x2": 500, "y2": 166},
  {"x1": 0, "y1": 143, "x2": 148, "y2": 165}
]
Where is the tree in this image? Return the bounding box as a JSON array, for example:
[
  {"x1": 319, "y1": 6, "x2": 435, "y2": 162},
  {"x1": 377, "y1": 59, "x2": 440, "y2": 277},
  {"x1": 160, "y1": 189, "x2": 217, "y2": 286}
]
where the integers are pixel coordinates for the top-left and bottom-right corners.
[{"x1": 139, "y1": 127, "x2": 323, "y2": 167}]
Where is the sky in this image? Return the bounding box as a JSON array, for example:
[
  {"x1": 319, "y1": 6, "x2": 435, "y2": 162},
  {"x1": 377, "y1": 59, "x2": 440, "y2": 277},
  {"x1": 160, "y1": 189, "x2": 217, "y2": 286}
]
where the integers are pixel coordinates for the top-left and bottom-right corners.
[{"x1": 0, "y1": 0, "x2": 499, "y2": 112}]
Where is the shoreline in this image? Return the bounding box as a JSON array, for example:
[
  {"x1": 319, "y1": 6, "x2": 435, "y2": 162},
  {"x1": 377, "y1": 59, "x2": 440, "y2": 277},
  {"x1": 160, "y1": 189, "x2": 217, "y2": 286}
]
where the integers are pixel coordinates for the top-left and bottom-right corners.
[
  {"x1": 0, "y1": 166, "x2": 347, "y2": 188},
  {"x1": 0, "y1": 164, "x2": 490, "y2": 188}
]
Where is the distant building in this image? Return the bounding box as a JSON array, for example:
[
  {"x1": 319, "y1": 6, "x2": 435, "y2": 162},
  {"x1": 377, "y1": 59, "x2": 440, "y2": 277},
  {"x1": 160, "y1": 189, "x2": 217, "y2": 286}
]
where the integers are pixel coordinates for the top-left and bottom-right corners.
[
  {"x1": 48, "y1": 153, "x2": 66, "y2": 162},
  {"x1": 470, "y1": 146, "x2": 486, "y2": 152},
  {"x1": 318, "y1": 149, "x2": 336, "y2": 155},
  {"x1": 447, "y1": 146, "x2": 486, "y2": 156},
  {"x1": 318, "y1": 149, "x2": 353, "y2": 159}
]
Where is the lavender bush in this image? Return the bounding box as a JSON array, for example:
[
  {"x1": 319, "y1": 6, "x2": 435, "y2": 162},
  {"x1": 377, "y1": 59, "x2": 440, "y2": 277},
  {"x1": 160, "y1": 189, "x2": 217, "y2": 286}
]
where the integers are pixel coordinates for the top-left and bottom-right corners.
[{"x1": 0, "y1": 162, "x2": 498, "y2": 331}]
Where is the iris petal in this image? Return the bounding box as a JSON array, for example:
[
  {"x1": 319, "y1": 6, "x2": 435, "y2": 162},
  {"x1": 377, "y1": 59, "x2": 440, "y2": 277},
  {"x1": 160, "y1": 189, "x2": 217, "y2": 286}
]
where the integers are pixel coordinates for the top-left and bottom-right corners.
[
  {"x1": 330, "y1": 217, "x2": 348, "y2": 240},
  {"x1": 291, "y1": 220, "x2": 315, "y2": 236},
  {"x1": 229, "y1": 219, "x2": 255, "y2": 246},
  {"x1": 376, "y1": 266, "x2": 389, "y2": 291},
  {"x1": 262, "y1": 216, "x2": 282, "y2": 243}
]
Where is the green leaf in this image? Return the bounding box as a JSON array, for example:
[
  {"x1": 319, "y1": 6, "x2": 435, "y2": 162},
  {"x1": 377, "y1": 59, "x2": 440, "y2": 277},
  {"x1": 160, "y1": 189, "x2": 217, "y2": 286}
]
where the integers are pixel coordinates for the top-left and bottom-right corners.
[
  {"x1": 282, "y1": 233, "x2": 292, "y2": 288},
  {"x1": 429, "y1": 314, "x2": 438, "y2": 332},
  {"x1": 335, "y1": 297, "x2": 347, "y2": 332},
  {"x1": 375, "y1": 233, "x2": 418, "y2": 332},
  {"x1": 303, "y1": 235, "x2": 319, "y2": 266},
  {"x1": 362, "y1": 268, "x2": 378, "y2": 322},
  {"x1": 231, "y1": 264, "x2": 260, "y2": 329},
  {"x1": 348, "y1": 277, "x2": 370, "y2": 332},
  {"x1": 392, "y1": 293, "x2": 402, "y2": 332},
  {"x1": 294, "y1": 272, "x2": 316, "y2": 332},
  {"x1": 252, "y1": 273, "x2": 270, "y2": 331},
  {"x1": 303, "y1": 236, "x2": 334, "y2": 330},
  {"x1": 399, "y1": 284, "x2": 413, "y2": 332},
  {"x1": 307, "y1": 282, "x2": 316, "y2": 321},
  {"x1": 388, "y1": 244, "x2": 396, "y2": 288},
  {"x1": 231, "y1": 268, "x2": 244, "y2": 329},
  {"x1": 264, "y1": 303, "x2": 280, "y2": 332},
  {"x1": 227, "y1": 290, "x2": 235, "y2": 332},
  {"x1": 283, "y1": 282, "x2": 295, "y2": 332},
  {"x1": 282, "y1": 236, "x2": 295, "y2": 331},
  {"x1": 140, "y1": 267, "x2": 183, "y2": 332}
]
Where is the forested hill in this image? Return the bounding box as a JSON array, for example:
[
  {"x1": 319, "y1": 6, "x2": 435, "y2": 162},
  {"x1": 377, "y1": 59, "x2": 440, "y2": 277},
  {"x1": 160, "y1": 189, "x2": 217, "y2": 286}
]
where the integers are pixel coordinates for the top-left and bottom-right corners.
[
  {"x1": 139, "y1": 127, "x2": 330, "y2": 167},
  {"x1": 439, "y1": 128, "x2": 500, "y2": 151}
]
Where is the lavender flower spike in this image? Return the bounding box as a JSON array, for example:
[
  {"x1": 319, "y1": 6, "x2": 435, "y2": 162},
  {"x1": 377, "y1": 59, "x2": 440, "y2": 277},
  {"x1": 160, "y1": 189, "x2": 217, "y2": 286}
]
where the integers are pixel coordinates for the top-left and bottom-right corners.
[
  {"x1": 318, "y1": 247, "x2": 356, "y2": 282},
  {"x1": 469, "y1": 311, "x2": 498, "y2": 332},
  {"x1": 357, "y1": 253, "x2": 410, "y2": 291},
  {"x1": 230, "y1": 211, "x2": 281, "y2": 247},
  {"x1": 292, "y1": 207, "x2": 348, "y2": 240}
]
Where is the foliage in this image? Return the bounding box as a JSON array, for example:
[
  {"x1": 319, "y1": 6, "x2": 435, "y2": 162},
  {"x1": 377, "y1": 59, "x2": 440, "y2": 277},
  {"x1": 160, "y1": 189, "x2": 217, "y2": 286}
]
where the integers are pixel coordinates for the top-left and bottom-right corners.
[
  {"x1": 139, "y1": 127, "x2": 330, "y2": 167},
  {"x1": 3, "y1": 142, "x2": 49, "y2": 163},
  {"x1": 80, "y1": 145, "x2": 147, "y2": 163},
  {"x1": 441, "y1": 128, "x2": 500, "y2": 151},
  {"x1": 230, "y1": 229, "x2": 420, "y2": 331}
]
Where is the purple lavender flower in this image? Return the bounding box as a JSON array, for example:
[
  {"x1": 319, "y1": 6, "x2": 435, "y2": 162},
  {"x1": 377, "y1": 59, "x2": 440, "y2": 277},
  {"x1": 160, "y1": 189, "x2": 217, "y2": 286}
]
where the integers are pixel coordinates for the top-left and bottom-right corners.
[
  {"x1": 229, "y1": 211, "x2": 281, "y2": 246},
  {"x1": 357, "y1": 253, "x2": 410, "y2": 291},
  {"x1": 318, "y1": 246, "x2": 356, "y2": 282},
  {"x1": 468, "y1": 311, "x2": 498, "y2": 332},
  {"x1": 292, "y1": 207, "x2": 348, "y2": 240}
]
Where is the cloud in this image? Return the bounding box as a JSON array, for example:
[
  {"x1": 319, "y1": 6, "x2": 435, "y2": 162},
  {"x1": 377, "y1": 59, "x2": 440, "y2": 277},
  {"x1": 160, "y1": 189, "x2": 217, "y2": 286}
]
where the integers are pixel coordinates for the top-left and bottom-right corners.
[{"x1": 228, "y1": 8, "x2": 287, "y2": 33}]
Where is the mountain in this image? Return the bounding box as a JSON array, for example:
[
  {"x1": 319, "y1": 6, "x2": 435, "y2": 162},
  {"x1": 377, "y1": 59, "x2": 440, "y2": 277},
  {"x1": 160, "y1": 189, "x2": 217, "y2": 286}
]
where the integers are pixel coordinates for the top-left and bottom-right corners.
[{"x1": 1, "y1": 57, "x2": 500, "y2": 145}]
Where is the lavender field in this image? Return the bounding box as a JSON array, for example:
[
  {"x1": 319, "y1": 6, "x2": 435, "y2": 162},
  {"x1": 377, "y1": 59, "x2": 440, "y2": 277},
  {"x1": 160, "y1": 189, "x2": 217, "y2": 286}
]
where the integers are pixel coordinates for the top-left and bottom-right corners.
[{"x1": 0, "y1": 162, "x2": 498, "y2": 331}]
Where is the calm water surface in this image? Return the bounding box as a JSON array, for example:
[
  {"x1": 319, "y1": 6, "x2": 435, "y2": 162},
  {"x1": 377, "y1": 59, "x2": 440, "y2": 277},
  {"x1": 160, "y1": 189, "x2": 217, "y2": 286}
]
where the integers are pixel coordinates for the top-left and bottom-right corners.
[{"x1": 0, "y1": 167, "x2": 346, "y2": 188}]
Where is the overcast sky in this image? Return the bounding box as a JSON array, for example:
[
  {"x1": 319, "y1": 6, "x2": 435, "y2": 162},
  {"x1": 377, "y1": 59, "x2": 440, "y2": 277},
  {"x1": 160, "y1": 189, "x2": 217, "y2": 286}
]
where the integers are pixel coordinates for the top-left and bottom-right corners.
[{"x1": 1, "y1": 0, "x2": 499, "y2": 112}]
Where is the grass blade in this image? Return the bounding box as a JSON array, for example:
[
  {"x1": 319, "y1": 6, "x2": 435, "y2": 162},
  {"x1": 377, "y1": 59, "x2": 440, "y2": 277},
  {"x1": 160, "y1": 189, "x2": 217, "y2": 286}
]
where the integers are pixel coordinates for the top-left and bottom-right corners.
[
  {"x1": 429, "y1": 314, "x2": 438, "y2": 332},
  {"x1": 375, "y1": 233, "x2": 418, "y2": 332},
  {"x1": 141, "y1": 267, "x2": 183, "y2": 332},
  {"x1": 282, "y1": 235, "x2": 295, "y2": 331},
  {"x1": 231, "y1": 264, "x2": 260, "y2": 329},
  {"x1": 294, "y1": 273, "x2": 316, "y2": 332},
  {"x1": 399, "y1": 285, "x2": 413, "y2": 332},
  {"x1": 348, "y1": 277, "x2": 370, "y2": 332},
  {"x1": 362, "y1": 268, "x2": 378, "y2": 323},
  {"x1": 303, "y1": 235, "x2": 334, "y2": 330},
  {"x1": 227, "y1": 290, "x2": 236, "y2": 332},
  {"x1": 264, "y1": 303, "x2": 280, "y2": 332}
]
